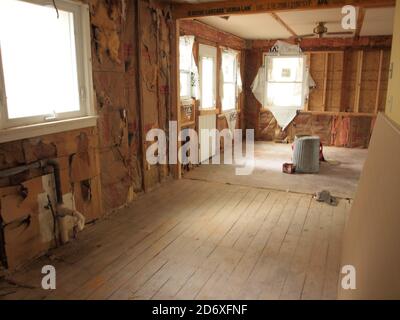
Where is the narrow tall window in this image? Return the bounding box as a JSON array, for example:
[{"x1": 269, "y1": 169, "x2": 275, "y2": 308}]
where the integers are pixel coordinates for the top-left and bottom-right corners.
[
  {"x1": 179, "y1": 37, "x2": 192, "y2": 99},
  {"x1": 221, "y1": 51, "x2": 238, "y2": 111},
  {"x1": 199, "y1": 44, "x2": 217, "y2": 110},
  {"x1": 0, "y1": 0, "x2": 93, "y2": 130}
]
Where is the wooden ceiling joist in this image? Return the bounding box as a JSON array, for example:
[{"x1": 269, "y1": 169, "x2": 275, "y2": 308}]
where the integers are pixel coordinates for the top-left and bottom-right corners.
[
  {"x1": 355, "y1": 7, "x2": 366, "y2": 38},
  {"x1": 172, "y1": 0, "x2": 396, "y2": 20},
  {"x1": 270, "y1": 12, "x2": 297, "y2": 38}
]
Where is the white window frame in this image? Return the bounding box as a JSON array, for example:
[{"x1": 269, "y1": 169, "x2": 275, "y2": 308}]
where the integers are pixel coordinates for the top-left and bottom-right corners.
[
  {"x1": 199, "y1": 44, "x2": 217, "y2": 110},
  {"x1": 179, "y1": 37, "x2": 192, "y2": 100},
  {"x1": 180, "y1": 70, "x2": 192, "y2": 100},
  {"x1": 0, "y1": 0, "x2": 95, "y2": 143},
  {"x1": 221, "y1": 50, "x2": 238, "y2": 112},
  {"x1": 263, "y1": 53, "x2": 307, "y2": 110}
]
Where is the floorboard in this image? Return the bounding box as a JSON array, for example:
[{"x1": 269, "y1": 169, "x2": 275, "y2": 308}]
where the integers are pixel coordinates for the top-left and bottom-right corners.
[{"x1": 0, "y1": 180, "x2": 349, "y2": 300}]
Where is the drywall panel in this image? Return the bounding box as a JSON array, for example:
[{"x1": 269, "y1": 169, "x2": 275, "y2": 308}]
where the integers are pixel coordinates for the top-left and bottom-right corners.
[{"x1": 339, "y1": 114, "x2": 400, "y2": 299}]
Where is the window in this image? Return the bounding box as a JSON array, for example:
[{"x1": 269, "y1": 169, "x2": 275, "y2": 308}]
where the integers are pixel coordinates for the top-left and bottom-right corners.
[
  {"x1": 264, "y1": 55, "x2": 307, "y2": 109},
  {"x1": 180, "y1": 71, "x2": 191, "y2": 99},
  {"x1": 0, "y1": 0, "x2": 94, "y2": 132},
  {"x1": 199, "y1": 44, "x2": 217, "y2": 110},
  {"x1": 179, "y1": 37, "x2": 193, "y2": 99},
  {"x1": 221, "y1": 51, "x2": 238, "y2": 111}
]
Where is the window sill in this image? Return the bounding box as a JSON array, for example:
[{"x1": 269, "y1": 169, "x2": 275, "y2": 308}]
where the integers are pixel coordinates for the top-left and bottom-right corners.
[
  {"x1": 0, "y1": 116, "x2": 98, "y2": 144},
  {"x1": 199, "y1": 109, "x2": 218, "y2": 116}
]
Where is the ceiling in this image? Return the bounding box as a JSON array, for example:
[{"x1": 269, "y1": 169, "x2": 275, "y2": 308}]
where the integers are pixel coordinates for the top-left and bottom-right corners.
[
  {"x1": 178, "y1": 6, "x2": 394, "y2": 40},
  {"x1": 197, "y1": 8, "x2": 394, "y2": 40}
]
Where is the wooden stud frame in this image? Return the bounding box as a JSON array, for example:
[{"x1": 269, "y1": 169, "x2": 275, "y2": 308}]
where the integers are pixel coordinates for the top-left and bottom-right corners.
[
  {"x1": 322, "y1": 52, "x2": 329, "y2": 111},
  {"x1": 354, "y1": 50, "x2": 364, "y2": 113},
  {"x1": 170, "y1": 19, "x2": 181, "y2": 179}
]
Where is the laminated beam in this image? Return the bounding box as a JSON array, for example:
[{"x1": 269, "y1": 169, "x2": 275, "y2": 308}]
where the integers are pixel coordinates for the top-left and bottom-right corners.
[{"x1": 172, "y1": 0, "x2": 395, "y2": 20}]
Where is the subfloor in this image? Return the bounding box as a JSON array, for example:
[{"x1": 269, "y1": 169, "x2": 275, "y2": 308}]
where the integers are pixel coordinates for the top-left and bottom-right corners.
[
  {"x1": 0, "y1": 179, "x2": 349, "y2": 300},
  {"x1": 185, "y1": 142, "x2": 368, "y2": 199}
]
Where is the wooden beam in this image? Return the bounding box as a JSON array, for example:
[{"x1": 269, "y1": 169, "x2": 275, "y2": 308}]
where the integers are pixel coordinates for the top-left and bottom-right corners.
[
  {"x1": 339, "y1": 51, "x2": 348, "y2": 112},
  {"x1": 355, "y1": 7, "x2": 366, "y2": 38},
  {"x1": 374, "y1": 49, "x2": 384, "y2": 114},
  {"x1": 172, "y1": 0, "x2": 395, "y2": 20},
  {"x1": 305, "y1": 52, "x2": 311, "y2": 111},
  {"x1": 354, "y1": 50, "x2": 364, "y2": 113},
  {"x1": 322, "y1": 52, "x2": 329, "y2": 111},
  {"x1": 170, "y1": 19, "x2": 181, "y2": 179},
  {"x1": 180, "y1": 19, "x2": 247, "y2": 50},
  {"x1": 251, "y1": 36, "x2": 393, "y2": 51},
  {"x1": 270, "y1": 12, "x2": 297, "y2": 38}
]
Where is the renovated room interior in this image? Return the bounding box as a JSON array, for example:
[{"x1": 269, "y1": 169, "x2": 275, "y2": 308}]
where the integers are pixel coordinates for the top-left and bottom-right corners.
[{"x1": 0, "y1": 0, "x2": 399, "y2": 300}]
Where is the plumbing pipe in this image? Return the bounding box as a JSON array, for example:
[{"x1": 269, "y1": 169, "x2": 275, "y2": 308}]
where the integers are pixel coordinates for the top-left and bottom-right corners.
[{"x1": 0, "y1": 161, "x2": 44, "y2": 178}]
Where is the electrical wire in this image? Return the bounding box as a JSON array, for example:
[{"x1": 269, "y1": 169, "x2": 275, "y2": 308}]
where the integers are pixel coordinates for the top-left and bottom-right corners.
[{"x1": 52, "y1": 0, "x2": 59, "y2": 19}]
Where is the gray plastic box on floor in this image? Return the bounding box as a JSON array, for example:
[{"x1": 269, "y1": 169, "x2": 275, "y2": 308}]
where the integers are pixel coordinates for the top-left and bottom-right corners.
[{"x1": 293, "y1": 136, "x2": 320, "y2": 173}]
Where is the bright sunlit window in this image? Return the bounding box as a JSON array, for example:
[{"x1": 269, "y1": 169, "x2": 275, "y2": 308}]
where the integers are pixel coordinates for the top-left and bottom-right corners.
[
  {"x1": 179, "y1": 37, "x2": 192, "y2": 99},
  {"x1": 221, "y1": 51, "x2": 237, "y2": 111},
  {"x1": 264, "y1": 55, "x2": 306, "y2": 109},
  {"x1": 199, "y1": 44, "x2": 216, "y2": 110},
  {"x1": 0, "y1": 0, "x2": 93, "y2": 129},
  {"x1": 201, "y1": 57, "x2": 214, "y2": 108}
]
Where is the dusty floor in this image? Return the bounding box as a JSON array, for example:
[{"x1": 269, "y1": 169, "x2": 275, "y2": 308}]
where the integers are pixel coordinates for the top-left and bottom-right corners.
[
  {"x1": 0, "y1": 179, "x2": 349, "y2": 300},
  {"x1": 184, "y1": 142, "x2": 368, "y2": 199}
]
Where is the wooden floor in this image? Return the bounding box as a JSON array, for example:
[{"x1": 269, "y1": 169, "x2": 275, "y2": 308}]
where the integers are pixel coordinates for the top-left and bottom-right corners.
[
  {"x1": 0, "y1": 179, "x2": 349, "y2": 300},
  {"x1": 185, "y1": 142, "x2": 367, "y2": 199}
]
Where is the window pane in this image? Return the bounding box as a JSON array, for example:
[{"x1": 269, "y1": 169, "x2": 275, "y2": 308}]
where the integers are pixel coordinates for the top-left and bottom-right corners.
[
  {"x1": 180, "y1": 71, "x2": 190, "y2": 98},
  {"x1": 179, "y1": 38, "x2": 192, "y2": 71},
  {"x1": 222, "y1": 53, "x2": 235, "y2": 82},
  {"x1": 266, "y1": 82, "x2": 303, "y2": 107},
  {"x1": 0, "y1": 0, "x2": 80, "y2": 119},
  {"x1": 222, "y1": 83, "x2": 235, "y2": 111},
  {"x1": 201, "y1": 56, "x2": 214, "y2": 109},
  {"x1": 267, "y1": 57, "x2": 304, "y2": 83}
]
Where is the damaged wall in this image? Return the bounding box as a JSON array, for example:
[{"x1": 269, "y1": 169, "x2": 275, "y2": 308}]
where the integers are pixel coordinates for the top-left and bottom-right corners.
[
  {"x1": 91, "y1": 0, "x2": 143, "y2": 211},
  {"x1": 138, "y1": 0, "x2": 173, "y2": 191},
  {"x1": 0, "y1": 0, "x2": 173, "y2": 270},
  {"x1": 244, "y1": 37, "x2": 392, "y2": 147}
]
